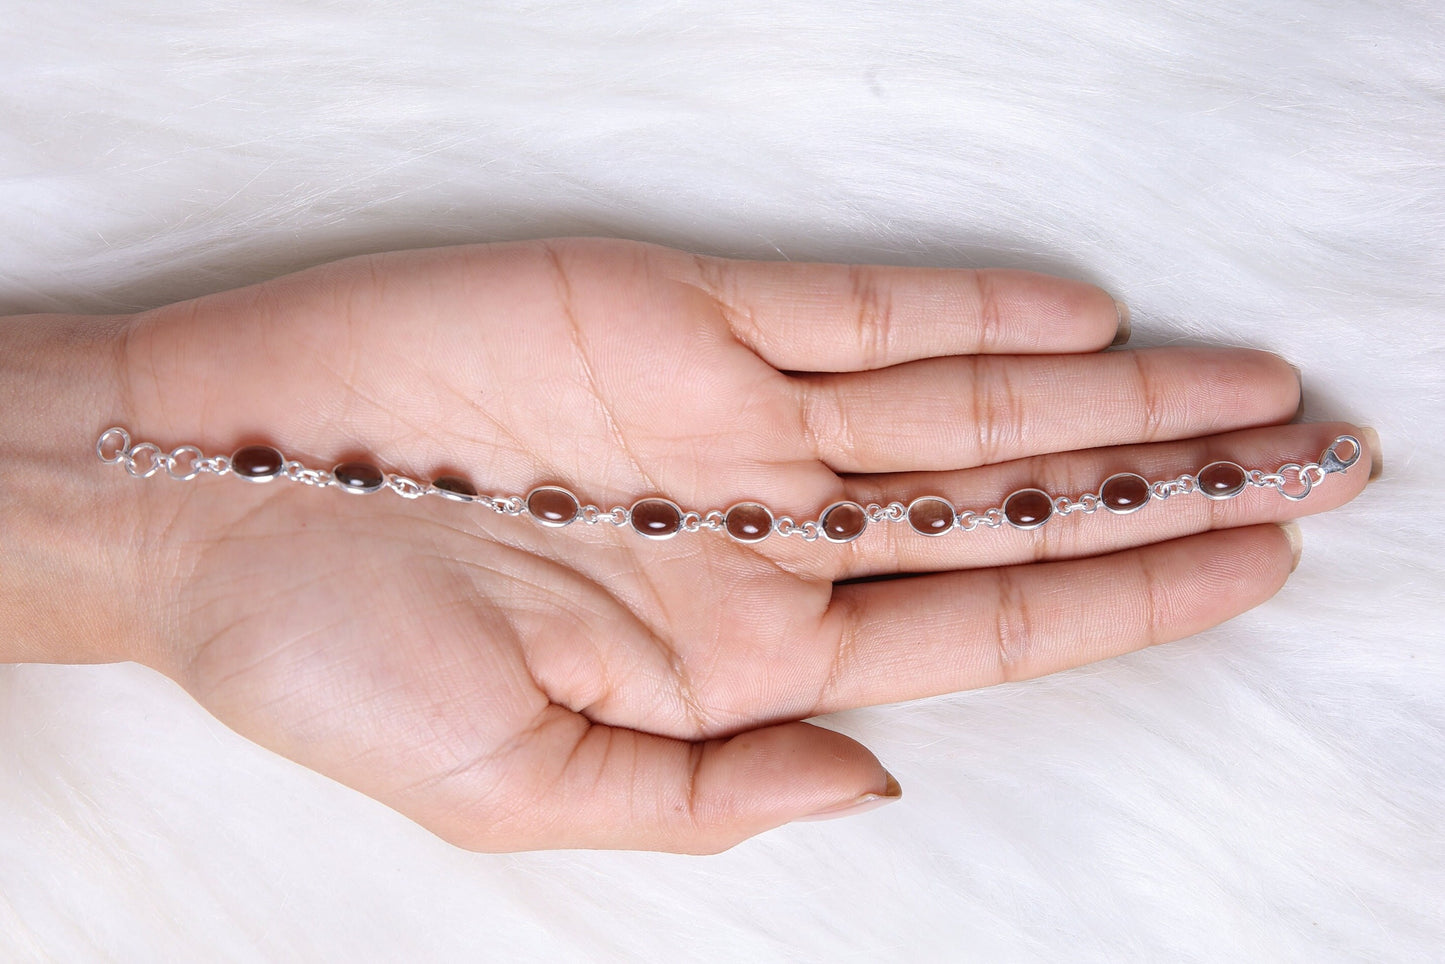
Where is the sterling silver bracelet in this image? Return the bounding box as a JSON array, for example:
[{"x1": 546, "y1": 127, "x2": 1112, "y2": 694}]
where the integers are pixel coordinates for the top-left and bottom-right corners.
[{"x1": 96, "y1": 427, "x2": 1360, "y2": 544}]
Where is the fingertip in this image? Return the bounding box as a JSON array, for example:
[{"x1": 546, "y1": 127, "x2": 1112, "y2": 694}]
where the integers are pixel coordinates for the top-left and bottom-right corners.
[
  {"x1": 1233, "y1": 349, "x2": 1304, "y2": 425},
  {"x1": 1278, "y1": 521, "x2": 1304, "y2": 573},
  {"x1": 1288, "y1": 362, "x2": 1305, "y2": 422},
  {"x1": 793, "y1": 768, "x2": 903, "y2": 822},
  {"x1": 1358, "y1": 426, "x2": 1384, "y2": 481},
  {"x1": 1158, "y1": 525, "x2": 1301, "y2": 639},
  {"x1": 1028, "y1": 275, "x2": 1128, "y2": 353},
  {"x1": 1110, "y1": 298, "x2": 1131, "y2": 347}
]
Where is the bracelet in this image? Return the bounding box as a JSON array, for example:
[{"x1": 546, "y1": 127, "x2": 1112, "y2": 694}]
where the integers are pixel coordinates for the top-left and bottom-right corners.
[{"x1": 96, "y1": 427, "x2": 1360, "y2": 544}]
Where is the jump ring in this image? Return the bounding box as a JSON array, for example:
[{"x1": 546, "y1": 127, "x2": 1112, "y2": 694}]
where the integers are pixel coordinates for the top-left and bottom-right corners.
[
  {"x1": 124, "y1": 442, "x2": 163, "y2": 479},
  {"x1": 1274, "y1": 463, "x2": 1313, "y2": 502},
  {"x1": 166, "y1": 445, "x2": 204, "y2": 481},
  {"x1": 97, "y1": 427, "x2": 130, "y2": 463}
]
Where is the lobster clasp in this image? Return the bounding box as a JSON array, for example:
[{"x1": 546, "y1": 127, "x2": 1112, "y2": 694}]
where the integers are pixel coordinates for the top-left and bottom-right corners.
[{"x1": 1319, "y1": 435, "x2": 1362, "y2": 475}]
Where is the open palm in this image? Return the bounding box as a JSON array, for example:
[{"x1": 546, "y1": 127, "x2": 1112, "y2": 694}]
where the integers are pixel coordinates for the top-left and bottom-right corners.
[{"x1": 112, "y1": 239, "x2": 1367, "y2": 852}]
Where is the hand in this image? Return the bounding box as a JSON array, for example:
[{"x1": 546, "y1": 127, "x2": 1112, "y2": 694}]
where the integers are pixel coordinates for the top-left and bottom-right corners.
[{"x1": 92, "y1": 239, "x2": 1370, "y2": 852}]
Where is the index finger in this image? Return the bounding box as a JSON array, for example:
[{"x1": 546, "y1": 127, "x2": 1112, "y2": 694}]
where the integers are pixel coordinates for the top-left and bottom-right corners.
[{"x1": 681, "y1": 256, "x2": 1126, "y2": 372}]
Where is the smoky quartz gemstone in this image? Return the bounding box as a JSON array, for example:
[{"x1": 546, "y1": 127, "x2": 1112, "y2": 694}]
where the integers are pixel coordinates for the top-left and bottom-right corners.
[
  {"x1": 724, "y1": 503, "x2": 773, "y2": 543},
  {"x1": 231, "y1": 444, "x2": 285, "y2": 483},
  {"x1": 1197, "y1": 461, "x2": 1247, "y2": 500},
  {"x1": 526, "y1": 486, "x2": 580, "y2": 526},
  {"x1": 333, "y1": 461, "x2": 385, "y2": 494},
  {"x1": 1100, "y1": 473, "x2": 1151, "y2": 514},
  {"x1": 820, "y1": 501, "x2": 867, "y2": 542},
  {"x1": 1002, "y1": 488, "x2": 1053, "y2": 529},
  {"x1": 630, "y1": 498, "x2": 683, "y2": 539},
  {"x1": 431, "y1": 475, "x2": 478, "y2": 501},
  {"x1": 907, "y1": 497, "x2": 955, "y2": 536}
]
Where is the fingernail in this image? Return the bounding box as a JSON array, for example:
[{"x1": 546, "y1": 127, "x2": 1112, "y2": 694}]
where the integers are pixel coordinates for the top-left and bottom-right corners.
[
  {"x1": 1359, "y1": 426, "x2": 1383, "y2": 481},
  {"x1": 1110, "y1": 299, "x2": 1131, "y2": 347},
  {"x1": 1279, "y1": 521, "x2": 1303, "y2": 572},
  {"x1": 1289, "y1": 364, "x2": 1305, "y2": 422},
  {"x1": 795, "y1": 771, "x2": 902, "y2": 822}
]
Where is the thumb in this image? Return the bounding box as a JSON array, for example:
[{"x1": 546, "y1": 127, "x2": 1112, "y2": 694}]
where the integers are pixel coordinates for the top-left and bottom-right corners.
[{"x1": 474, "y1": 717, "x2": 901, "y2": 853}]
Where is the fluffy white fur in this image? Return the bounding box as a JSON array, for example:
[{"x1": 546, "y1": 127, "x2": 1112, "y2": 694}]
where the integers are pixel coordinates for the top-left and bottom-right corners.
[{"x1": 2, "y1": 1, "x2": 1441, "y2": 959}]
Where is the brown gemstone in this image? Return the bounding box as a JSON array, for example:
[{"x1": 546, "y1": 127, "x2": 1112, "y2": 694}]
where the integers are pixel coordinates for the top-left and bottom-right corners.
[
  {"x1": 1197, "y1": 461, "x2": 1247, "y2": 500},
  {"x1": 630, "y1": 498, "x2": 683, "y2": 539},
  {"x1": 231, "y1": 444, "x2": 284, "y2": 483},
  {"x1": 724, "y1": 502, "x2": 773, "y2": 542},
  {"x1": 907, "y1": 497, "x2": 955, "y2": 536},
  {"x1": 1002, "y1": 488, "x2": 1053, "y2": 529},
  {"x1": 1100, "y1": 473, "x2": 1151, "y2": 514},
  {"x1": 432, "y1": 475, "x2": 478, "y2": 501},
  {"x1": 526, "y1": 486, "x2": 579, "y2": 526},
  {"x1": 820, "y1": 501, "x2": 867, "y2": 542},
  {"x1": 333, "y1": 460, "x2": 384, "y2": 493}
]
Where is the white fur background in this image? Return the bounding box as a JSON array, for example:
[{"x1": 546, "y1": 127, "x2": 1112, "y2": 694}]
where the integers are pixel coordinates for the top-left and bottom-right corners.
[{"x1": 2, "y1": 1, "x2": 1441, "y2": 960}]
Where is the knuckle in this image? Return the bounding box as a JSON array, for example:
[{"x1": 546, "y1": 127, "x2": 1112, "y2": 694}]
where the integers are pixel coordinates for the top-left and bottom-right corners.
[
  {"x1": 972, "y1": 359, "x2": 1026, "y2": 466},
  {"x1": 690, "y1": 254, "x2": 764, "y2": 348},
  {"x1": 848, "y1": 265, "x2": 894, "y2": 367},
  {"x1": 1133, "y1": 552, "x2": 1167, "y2": 648},
  {"x1": 1027, "y1": 509, "x2": 1069, "y2": 562},
  {"x1": 796, "y1": 376, "x2": 857, "y2": 465},
  {"x1": 815, "y1": 593, "x2": 860, "y2": 711},
  {"x1": 1131, "y1": 351, "x2": 1172, "y2": 439},
  {"x1": 972, "y1": 271, "x2": 1006, "y2": 353},
  {"x1": 991, "y1": 567, "x2": 1037, "y2": 683}
]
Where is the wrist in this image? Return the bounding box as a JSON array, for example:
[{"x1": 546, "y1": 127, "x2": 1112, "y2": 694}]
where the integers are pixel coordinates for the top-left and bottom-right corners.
[{"x1": 0, "y1": 313, "x2": 158, "y2": 666}]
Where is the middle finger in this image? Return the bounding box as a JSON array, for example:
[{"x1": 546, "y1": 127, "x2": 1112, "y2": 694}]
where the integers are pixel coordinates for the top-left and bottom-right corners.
[{"x1": 788, "y1": 346, "x2": 1299, "y2": 474}]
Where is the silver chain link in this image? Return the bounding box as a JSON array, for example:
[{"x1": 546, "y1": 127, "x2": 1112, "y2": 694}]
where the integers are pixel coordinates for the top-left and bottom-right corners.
[
  {"x1": 863, "y1": 501, "x2": 908, "y2": 524},
  {"x1": 283, "y1": 460, "x2": 333, "y2": 488},
  {"x1": 774, "y1": 517, "x2": 822, "y2": 541},
  {"x1": 384, "y1": 473, "x2": 427, "y2": 499},
  {"x1": 1054, "y1": 492, "x2": 1103, "y2": 516},
  {"x1": 164, "y1": 445, "x2": 204, "y2": 481},
  {"x1": 1150, "y1": 473, "x2": 1198, "y2": 500}
]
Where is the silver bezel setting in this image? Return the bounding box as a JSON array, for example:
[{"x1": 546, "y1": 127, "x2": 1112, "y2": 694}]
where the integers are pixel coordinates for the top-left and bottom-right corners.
[
  {"x1": 630, "y1": 497, "x2": 684, "y2": 540},
  {"x1": 231, "y1": 445, "x2": 284, "y2": 483},
  {"x1": 723, "y1": 502, "x2": 774, "y2": 543},
  {"x1": 333, "y1": 462, "x2": 385, "y2": 494},
  {"x1": 1098, "y1": 472, "x2": 1151, "y2": 515},
  {"x1": 1002, "y1": 487, "x2": 1053, "y2": 530},
  {"x1": 819, "y1": 501, "x2": 868, "y2": 543},
  {"x1": 429, "y1": 478, "x2": 479, "y2": 503},
  {"x1": 906, "y1": 496, "x2": 956, "y2": 537},
  {"x1": 526, "y1": 485, "x2": 581, "y2": 526},
  {"x1": 1198, "y1": 461, "x2": 1247, "y2": 500}
]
